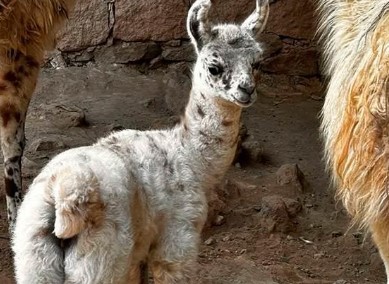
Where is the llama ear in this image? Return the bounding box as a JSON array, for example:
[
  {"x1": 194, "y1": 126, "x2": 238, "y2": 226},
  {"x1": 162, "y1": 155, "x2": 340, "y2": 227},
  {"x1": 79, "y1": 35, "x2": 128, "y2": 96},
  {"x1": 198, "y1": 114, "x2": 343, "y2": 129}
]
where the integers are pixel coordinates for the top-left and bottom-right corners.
[
  {"x1": 241, "y1": 0, "x2": 269, "y2": 36},
  {"x1": 187, "y1": 0, "x2": 212, "y2": 53}
]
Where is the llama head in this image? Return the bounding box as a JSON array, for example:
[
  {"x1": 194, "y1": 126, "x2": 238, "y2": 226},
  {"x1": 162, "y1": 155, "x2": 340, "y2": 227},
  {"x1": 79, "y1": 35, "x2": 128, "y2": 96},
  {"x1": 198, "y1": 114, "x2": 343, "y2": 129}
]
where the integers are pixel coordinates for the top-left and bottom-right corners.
[{"x1": 188, "y1": 0, "x2": 269, "y2": 107}]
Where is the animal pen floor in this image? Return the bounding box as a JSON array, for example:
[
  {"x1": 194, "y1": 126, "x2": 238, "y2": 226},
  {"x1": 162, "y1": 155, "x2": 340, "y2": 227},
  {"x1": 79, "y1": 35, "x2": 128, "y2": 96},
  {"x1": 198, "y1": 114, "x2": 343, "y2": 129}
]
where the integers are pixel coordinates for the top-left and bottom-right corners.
[{"x1": 0, "y1": 65, "x2": 386, "y2": 284}]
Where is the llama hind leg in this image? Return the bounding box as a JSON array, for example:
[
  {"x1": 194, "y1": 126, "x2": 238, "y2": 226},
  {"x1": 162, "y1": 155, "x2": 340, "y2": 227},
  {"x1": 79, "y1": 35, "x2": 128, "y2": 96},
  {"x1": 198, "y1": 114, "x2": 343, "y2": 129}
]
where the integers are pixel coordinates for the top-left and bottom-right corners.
[
  {"x1": 371, "y1": 221, "x2": 389, "y2": 284},
  {"x1": 0, "y1": 49, "x2": 41, "y2": 230}
]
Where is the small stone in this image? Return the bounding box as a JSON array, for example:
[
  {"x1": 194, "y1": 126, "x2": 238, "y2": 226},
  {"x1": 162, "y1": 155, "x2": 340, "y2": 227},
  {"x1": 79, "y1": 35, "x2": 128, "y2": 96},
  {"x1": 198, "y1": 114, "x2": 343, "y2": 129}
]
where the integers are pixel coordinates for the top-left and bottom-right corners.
[
  {"x1": 239, "y1": 140, "x2": 263, "y2": 164},
  {"x1": 222, "y1": 235, "x2": 231, "y2": 242},
  {"x1": 239, "y1": 249, "x2": 247, "y2": 255},
  {"x1": 331, "y1": 231, "x2": 343, "y2": 238},
  {"x1": 333, "y1": 280, "x2": 348, "y2": 284},
  {"x1": 149, "y1": 56, "x2": 164, "y2": 69},
  {"x1": 95, "y1": 42, "x2": 162, "y2": 64},
  {"x1": 286, "y1": 235, "x2": 293, "y2": 240},
  {"x1": 204, "y1": 237, "x2": 216, "y2": 246},
  {"x1": 49, "y1": 51, "x2": 67, "y2": 69},
  {"x1": 161, "y1": 42, "x2": 195, "y2": 62},
  {"x1": 213, "y1": 215, "x2": 225, "y2": 226},
  {"x1": 253, "y1": 205, "x2": 261, "y2": 212},
  {"x1": 164, "y1": 40, "x2": 181, "y2": 47},
  {"x1": 235, "y1": 162, "x2": 241, "y2": 168},
  {"x1": 314, "y1": 252, "x2": 325, "y2": 259},
  {"x1": 52, "y1": 105, "x2": 88, "y2": 128},
  {"x1": 276, "y1": 163, "x2": 307, "y2": 192}
]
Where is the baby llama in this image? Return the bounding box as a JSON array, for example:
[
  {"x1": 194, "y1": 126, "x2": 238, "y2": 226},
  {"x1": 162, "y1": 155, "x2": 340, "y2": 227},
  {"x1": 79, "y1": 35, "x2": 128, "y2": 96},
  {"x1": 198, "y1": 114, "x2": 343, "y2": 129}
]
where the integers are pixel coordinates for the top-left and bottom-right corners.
[{"x1": 12, "y1": 0, "x2": 269, "y2": 283}]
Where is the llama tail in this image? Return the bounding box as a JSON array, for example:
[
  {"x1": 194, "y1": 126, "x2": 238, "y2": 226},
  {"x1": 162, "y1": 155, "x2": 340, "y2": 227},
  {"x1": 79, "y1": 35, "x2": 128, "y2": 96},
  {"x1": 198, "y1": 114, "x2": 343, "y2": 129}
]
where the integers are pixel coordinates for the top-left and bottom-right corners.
[
  {"x1": 51, "y1": 165, "x2": 104, "y2": 239},
  {"x1": 12, "y1": 165, "x2": 104, "y2": 283}
]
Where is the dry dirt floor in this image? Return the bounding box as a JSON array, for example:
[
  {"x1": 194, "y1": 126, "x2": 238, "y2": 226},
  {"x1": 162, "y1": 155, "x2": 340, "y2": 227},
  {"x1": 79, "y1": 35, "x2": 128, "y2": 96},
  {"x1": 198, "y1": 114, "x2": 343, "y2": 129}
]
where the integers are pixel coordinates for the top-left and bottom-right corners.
[{"x1": 0, "y1": 64, "x2": 386, "y2": 283}]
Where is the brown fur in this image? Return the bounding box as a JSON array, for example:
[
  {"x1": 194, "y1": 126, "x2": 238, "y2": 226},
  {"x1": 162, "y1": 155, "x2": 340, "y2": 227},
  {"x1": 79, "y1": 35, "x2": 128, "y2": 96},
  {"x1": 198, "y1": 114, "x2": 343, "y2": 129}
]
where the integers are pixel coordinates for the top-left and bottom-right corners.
[
  {"x1": 0, "y1": 0, "x2": 76, "y2": 229},
  {"x1": 0, "y1": 0, "x2": 75, "y2": 61}
]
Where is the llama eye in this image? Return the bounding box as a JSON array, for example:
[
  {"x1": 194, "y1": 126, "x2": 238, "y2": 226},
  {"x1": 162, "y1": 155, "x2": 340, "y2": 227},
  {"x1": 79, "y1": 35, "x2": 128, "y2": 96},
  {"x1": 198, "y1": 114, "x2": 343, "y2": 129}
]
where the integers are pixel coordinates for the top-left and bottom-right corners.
[{"x1": 208, "y1": 65, "x2": 223, "y2": 76}]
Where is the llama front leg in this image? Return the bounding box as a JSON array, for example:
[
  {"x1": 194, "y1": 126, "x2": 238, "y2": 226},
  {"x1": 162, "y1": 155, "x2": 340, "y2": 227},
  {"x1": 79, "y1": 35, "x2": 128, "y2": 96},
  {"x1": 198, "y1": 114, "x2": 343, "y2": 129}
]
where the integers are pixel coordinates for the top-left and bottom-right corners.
[
  {"x1": 0, "y1": 50, "x2": 41, "y2": 230},
  {"x1": 151, "y1": 260, "x2": 196, "y2": 284},
  {"x1": 150, "y1": 223, "x2": 200, "y2": 284},
  {"x1": 371, "y1": 221, "x2": 389, "y2": 284}
]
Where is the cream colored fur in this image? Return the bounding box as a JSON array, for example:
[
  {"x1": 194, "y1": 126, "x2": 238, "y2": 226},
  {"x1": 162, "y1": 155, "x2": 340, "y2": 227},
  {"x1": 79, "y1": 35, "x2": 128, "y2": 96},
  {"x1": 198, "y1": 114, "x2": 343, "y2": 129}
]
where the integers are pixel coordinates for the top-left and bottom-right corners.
[{"x1": 318, "y1": 0, "x2": 389, "y2": 281}]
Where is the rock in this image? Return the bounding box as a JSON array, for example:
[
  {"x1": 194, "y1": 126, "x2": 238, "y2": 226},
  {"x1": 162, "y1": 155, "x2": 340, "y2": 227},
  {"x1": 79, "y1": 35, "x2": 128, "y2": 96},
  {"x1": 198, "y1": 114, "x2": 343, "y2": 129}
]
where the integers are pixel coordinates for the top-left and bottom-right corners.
[
  {"x1": 149, "y1": 56, "x2": 164, "y2": 69},
  {"x1": 259, "y1": 195, "x2": 301, "y2": 233},
  {"x1": 265, "y1": 0, "x2": 316, "y2": 39},
  {"x1": 106, "y1": 124, "x2": 125, "y2": 132},
  {"x1": 276, "y1": 163, "x2": 307, "y2": 192},
  {"x1": 162, "y1": 42, "x2": 195, "y2": 62},
  {"x1": 95, "y1": 42, "x2": 162, "y2": 64},
  {"x1": 49, "y1": 105, "x2": 88, "y2": 128},
  {"x1": 49, "y1": 51, "x2": 67, "y2": 69},
  {"x1": 283, "y1": 198, "x2": 302, "y2": 217},
  {"x1": 259, "y1": 33, "x2": 283, "y2": 59},
  {"x1": 22, "y1": 157, "x2": 39, "y2": 169},
  {"x1": 167, "y1": 62, "x2": 192, "y2": 77},
  {"x1": 114, "y1": 0, "x2": 187, "y2": 41},
  {"x1": 260, "y1": 195, "x2": 291, "y2": 233},
  {"x1": 58, "y1": 0, "x2": 110, "y2": 52},
  {"x1": 224, "y1": 179, "x2": 257, "y2": 199},
  {"x1": 163, "y1": 70, "x2": 191, "y2": 115},
  {"x1": 238, "y1": 140, "x2": 263, "y2": 165},
  {"x1": 30, "y1": 137, "x2": 66, "y2": 152},
  {"x1": 164, "y1": 40, "x2": 181, "y2": 47},
  {"x1": 261, "y1": 49, "x2": 319, "y2": 76},
  {"x1": 66, "y1": 51, "x2": 94, "y2": 64}
]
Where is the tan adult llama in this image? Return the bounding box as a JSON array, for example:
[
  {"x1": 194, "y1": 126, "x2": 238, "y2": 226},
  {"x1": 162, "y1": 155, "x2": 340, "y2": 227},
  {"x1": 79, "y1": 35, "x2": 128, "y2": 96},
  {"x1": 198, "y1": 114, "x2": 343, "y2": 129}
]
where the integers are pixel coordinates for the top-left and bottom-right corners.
[{"x1": 318, "y1": 0, "x2": 389, "y2": 281}]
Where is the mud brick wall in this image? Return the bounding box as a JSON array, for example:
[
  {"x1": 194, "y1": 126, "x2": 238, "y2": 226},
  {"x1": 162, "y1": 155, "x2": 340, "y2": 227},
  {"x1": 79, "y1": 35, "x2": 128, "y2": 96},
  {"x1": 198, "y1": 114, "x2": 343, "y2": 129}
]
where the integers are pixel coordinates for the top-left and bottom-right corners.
[{"x1": 55, "y1": 0, "x2": 319, "y2": 77}]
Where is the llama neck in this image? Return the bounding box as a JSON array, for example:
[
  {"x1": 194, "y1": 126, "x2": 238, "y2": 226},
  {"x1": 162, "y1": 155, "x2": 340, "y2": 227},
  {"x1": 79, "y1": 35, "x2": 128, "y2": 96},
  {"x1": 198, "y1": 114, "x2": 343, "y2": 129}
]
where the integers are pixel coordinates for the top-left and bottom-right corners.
[{"x1": 179, "y1": 89, "x2": 242, "y2": 186}]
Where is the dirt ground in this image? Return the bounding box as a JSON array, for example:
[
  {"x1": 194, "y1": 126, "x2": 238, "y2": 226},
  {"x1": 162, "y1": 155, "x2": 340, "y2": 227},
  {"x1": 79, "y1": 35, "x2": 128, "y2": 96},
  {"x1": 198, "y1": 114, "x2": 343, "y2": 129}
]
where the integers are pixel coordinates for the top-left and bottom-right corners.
[{"x1": 0, "y1": 64, "x2": 386, "y2": 283}]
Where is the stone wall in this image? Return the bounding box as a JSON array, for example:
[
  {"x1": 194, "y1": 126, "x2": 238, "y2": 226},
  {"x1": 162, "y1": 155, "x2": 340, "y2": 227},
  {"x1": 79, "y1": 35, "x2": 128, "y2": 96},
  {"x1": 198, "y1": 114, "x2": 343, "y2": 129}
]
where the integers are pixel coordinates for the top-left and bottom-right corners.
[{"x1": 54, "y1": 0, "x2": 319, "y2": 78}]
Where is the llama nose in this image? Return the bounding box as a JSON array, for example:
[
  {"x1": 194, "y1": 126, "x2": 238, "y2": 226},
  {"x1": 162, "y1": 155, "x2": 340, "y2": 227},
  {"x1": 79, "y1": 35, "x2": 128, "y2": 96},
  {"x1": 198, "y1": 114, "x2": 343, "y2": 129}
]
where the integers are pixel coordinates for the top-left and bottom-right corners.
[{"x1": 238, "y1": 83, "x2": 255, "y2": 95}]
